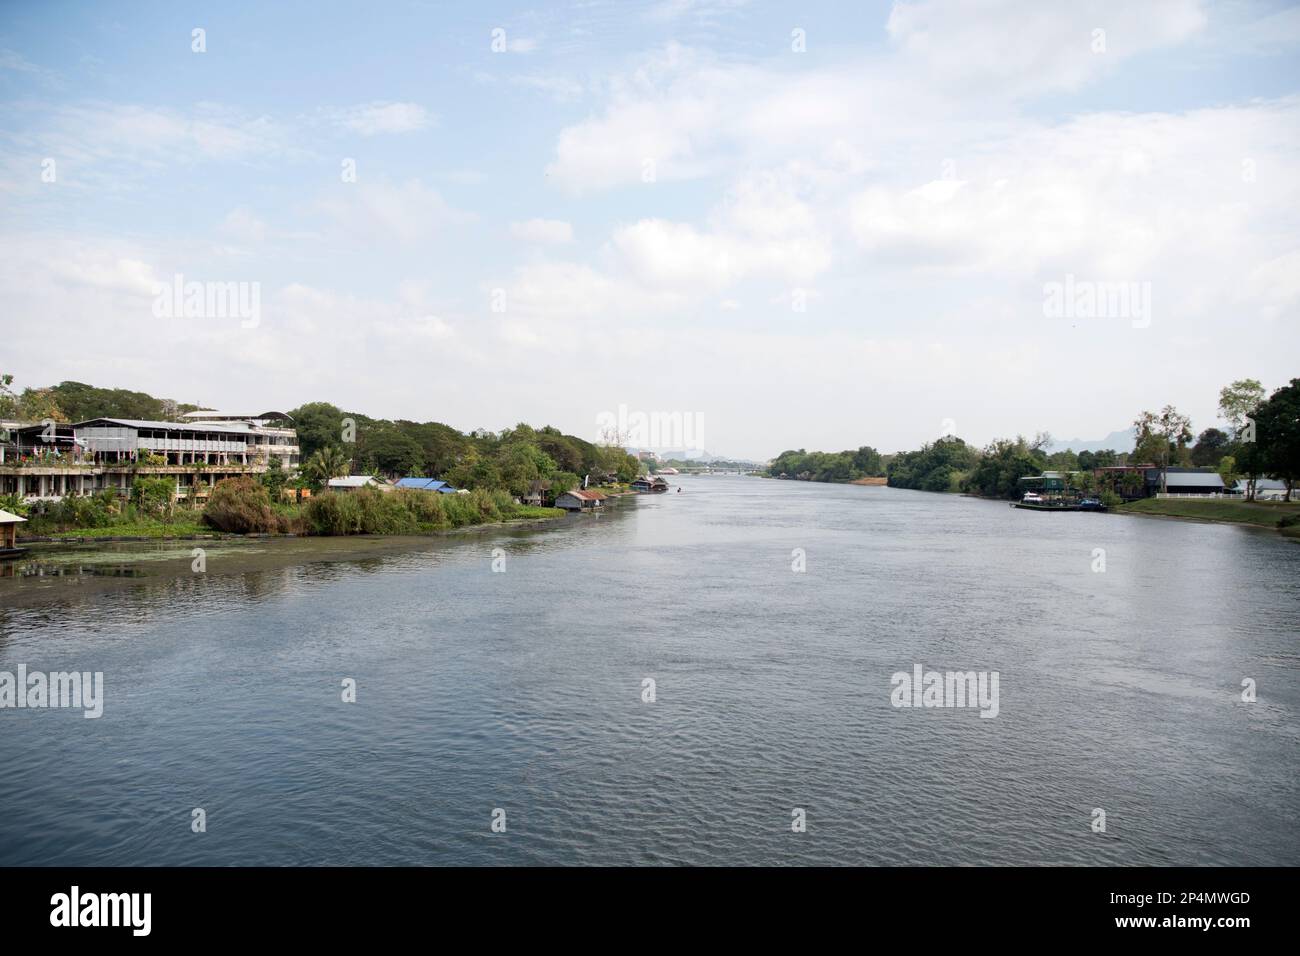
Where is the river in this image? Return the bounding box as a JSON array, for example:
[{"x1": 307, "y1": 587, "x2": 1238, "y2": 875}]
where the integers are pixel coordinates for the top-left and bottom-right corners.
[{"x1": 1, "y1": 476, "x2": 1297, "y2": 865}]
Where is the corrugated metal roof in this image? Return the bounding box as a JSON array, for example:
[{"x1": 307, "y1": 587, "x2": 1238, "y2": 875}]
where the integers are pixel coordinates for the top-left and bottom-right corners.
[
  {"x1": 75, "y1": 417, "x2": 255, "y2": 435},
  {"x1": 181, "y1": 410, "x2": 293, "y2": 421},
  {"x1": 394, "y1": 477, "x2": 448, "y2": 490},
  {"x1": 0, "y1": 509, "x2": 27, "y2": 524},
  {"x1": 1159, "y1": 472, "x2": 1225, "y2": 487},
  {"x1": 561, "y1": 489, "x2": 606, "y2": 501},
  {"x1": 328, "y1": 476, "x2": 381, "y2": 488}
]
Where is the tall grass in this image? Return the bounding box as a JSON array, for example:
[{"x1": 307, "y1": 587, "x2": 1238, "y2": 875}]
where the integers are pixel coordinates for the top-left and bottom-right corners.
[{"x1": 302, "y1": 487, "x2": 528, "y2": 535}]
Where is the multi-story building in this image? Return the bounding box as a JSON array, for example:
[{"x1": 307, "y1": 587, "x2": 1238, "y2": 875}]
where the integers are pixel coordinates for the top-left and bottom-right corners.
[{"x1": 0, "y1": 411, "x2": 300, "y2": 502}]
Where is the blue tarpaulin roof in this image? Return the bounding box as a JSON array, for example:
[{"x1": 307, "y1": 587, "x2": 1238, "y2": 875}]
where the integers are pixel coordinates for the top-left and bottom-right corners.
[{"x1": 395, "y1": 477, "x2": 456, "y2": 492}]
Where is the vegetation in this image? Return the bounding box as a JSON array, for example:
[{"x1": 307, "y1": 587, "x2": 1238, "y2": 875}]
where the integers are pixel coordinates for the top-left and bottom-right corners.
[
  {"x1": 0, "y1": 375, "x2": 198, "y2": 423},
  {"x1": 768, "y1": 446, "x2": 886, "y2": 482},
  {"x1": 16, "y1": 489, "x2": 207, "y2": 538},
  {"x1": 204, "y1": 477, "x2": 292, "y2": 534},
  {"x1": 302, "y1": 486, "x2": 559, "y2": 536},
  {"x1": 286, "y1": 402, "x2": 641, "y2": 497},
  {"x1": 1118, "y1": 497, "x2": 1300, "y2": 529},
  {"x1": 887, "y1": 437, "x2": 979, "y2": 493}
]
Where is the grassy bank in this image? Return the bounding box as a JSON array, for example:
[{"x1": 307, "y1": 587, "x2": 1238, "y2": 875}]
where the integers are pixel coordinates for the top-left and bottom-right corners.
[
  {"x1": 1117, "y1": 497, "x2": 1300, "y2": 532},
  {"x1": 30, "y1": 518, "x2": 212, "y2": 540},
  {"x1": 14, "y1": 482, "x2": 568, "y2": 542}
]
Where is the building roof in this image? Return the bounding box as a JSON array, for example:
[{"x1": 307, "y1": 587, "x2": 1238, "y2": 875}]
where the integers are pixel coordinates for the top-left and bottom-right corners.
[
  {"x1": 1233, "y1": 478, "x2": 1287, "y2": 491},
  {"x1": 328, "y1": 475, "x2": 383, "y2": 488},
  {"x1": 394, "y1": 477, "x2": 450, "y2": 490},
  {"x1": 181, "y1": 410, "x2": 294, "y2": 421},
  {"x1": 74, "y1": 417, "x2": 256, "y2": 435},
  {"x1": 561, "y1": 489, "x2": 606, "y2": 501},
  {"x1": 1156, "y1": 472, "x2": 1225, "y2": 488},
  {"x1": 0, "y1": 509, "x2": 27, "y2": 524}
]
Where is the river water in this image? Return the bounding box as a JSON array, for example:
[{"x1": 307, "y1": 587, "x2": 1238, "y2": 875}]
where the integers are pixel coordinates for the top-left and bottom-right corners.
[{"x1": 1, "y1": 476, "x2": 1297, "y2": 865}]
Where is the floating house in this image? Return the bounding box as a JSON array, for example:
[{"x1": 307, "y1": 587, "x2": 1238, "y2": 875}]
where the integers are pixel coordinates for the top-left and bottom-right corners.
[
  {"x1": 0, "y1": 508, "x2": 26, "y2": 556},
  {"x1": 1017, "y1": 471, "x2": 1070, "y2": 495},
  {"x1": 555, "y1": 489, "x2": 606, "y2": 512},
  {"x1": 394, "y1": 477, "x2": 458, "y2": 494},
  {"x1": 631, "y1": 476, "x2": 670, "y2": 493}
]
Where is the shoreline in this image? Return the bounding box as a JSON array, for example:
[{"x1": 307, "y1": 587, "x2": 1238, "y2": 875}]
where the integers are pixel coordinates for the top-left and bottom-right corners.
[{"x1": 16, "y1": 511, "x2": 568, "y2": 547}]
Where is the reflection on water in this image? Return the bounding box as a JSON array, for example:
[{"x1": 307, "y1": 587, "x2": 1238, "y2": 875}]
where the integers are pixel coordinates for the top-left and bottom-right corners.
[{"x1": 1, "y1": 478, "x2": 1297, "y2": 866}]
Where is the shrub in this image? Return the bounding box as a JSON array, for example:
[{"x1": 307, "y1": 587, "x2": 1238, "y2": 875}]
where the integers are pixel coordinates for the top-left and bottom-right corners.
[
  {"x1": 131, "y1": 476, "x2": 175, "y2": 521},
  {"x1": 302, "y1": 486, "x2": 523, "y2": 535},
  {"x1": 204, "y1": 477, "x2": 282, "y2": 533}
]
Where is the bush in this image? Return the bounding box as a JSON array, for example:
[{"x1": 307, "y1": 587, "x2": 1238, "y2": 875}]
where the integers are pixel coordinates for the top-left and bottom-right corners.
[
  {"x1": 131, "y1": 476, "x2": 175, "y2": 521},
  {"x1": 302, "y1": 486, "x2": 522, "y2": 536},
  {"x1": 204, "y1": 477, "x2": 283, "y2": 533}
]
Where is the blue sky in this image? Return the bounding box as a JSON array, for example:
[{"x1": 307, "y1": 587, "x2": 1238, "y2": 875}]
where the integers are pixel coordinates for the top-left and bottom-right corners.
[{"x1": 2, "y1": 0, "x2": 1299, "y2": 458}]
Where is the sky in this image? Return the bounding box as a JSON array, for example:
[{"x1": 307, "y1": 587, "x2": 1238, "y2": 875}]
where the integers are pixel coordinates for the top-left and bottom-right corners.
[{"x1": 1, "y1": 0, "x2": 1298, "y2": 460}]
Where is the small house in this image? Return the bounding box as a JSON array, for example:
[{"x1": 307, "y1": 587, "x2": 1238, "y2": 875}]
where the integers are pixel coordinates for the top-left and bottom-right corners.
[
  {"x1": 0, "y1": 508, "x2": 27, "y2": 554},
  {"x1": 521, "y1": 480, "x2": 552, "y2": 507},
  {"x1": 555, "y1": 489, "x2": 606, "y2": 512}
]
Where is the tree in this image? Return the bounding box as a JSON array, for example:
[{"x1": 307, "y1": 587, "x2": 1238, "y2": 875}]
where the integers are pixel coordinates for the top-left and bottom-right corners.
[
  {"x1": 1217, "y1": 455, "x2": 1238, "y2": 493},
  {"x1": 1190, "y1": 427, "x2": 1231, "y2": 467},
  {"x1": 1133, "y1": 406, "x2": 1192, "y2": 493},
  {"x1": 851, "y1": 446, "x2": 884, "y2": 477},
  {"x1": 1253, "y1": 378, "x2": 1300, "y2": 501},
  {"x1": 0, "y1": 374, "x2": 66, "y2": 422},
  {"x1": 289, "y1": 402, "x2": 348, "y2": 460},
  {"x1": 131, "y1": 476, "x2": 175, "y2": 522},
  {"x1": 304, "y1": 446, "x2": 350, "y2": 489},
  {"x1": 1218, "y1": 379, "x2": 1266, "y2": 440},
  {"x1": 259, "y1": 456, "x2": 287, "y2": 502}
]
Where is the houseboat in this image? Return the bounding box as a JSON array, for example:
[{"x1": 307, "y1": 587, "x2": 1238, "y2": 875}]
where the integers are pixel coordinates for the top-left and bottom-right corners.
[
  {"x1": 631, "y1": 476, "x2": 670, "y2": 494},
  {"x1": 555, "y1": 489, "x2": 606, "y2": 512},
  {"x1": 0, "y1": 508, "x2": 28, "y2": 559}
]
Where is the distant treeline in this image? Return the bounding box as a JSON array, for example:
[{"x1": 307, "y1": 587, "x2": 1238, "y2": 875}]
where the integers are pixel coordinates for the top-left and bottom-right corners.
[
  {"x1": 768, "y1": 376, "x2": 1300, "y2": 502},
  {"x1": 768, "y1": 447, "x2": 886, "y2": 482},
  {"x1": 289, "y1": 402, "x2": 641, "y2": 495}
]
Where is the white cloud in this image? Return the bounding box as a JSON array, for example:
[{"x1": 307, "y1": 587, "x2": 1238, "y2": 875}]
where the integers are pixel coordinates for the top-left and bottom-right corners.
[
  {"x1": 317, "y1": 179, "x2": 468, "y2": 242},
  {"x1": 509, "y1": 218, "x2": 574, "y2": 244},
  {"x1": 885, "y1": 0, "x2": 1207, "y2": 94},
  {"x1": 330, "y1": 101, "x2": 432, "y2": 136}
]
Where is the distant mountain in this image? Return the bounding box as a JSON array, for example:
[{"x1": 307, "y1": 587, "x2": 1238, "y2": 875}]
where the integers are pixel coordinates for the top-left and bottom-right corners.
[{"x1": 1046, "y1": 428, "x2": 1136, "y2": 454}]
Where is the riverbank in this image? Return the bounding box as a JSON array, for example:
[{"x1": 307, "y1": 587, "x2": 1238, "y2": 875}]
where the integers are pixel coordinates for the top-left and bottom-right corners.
[
  {"x1": 1116, "y1": 497, "x2": 1300, "y2": 535},
  {"x1": 16, "y1": 504, "x2": 566, "y2": 544}
]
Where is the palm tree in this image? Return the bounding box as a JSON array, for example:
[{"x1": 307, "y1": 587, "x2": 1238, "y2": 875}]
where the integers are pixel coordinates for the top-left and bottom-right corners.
[{"x1": 305, "y1": 446, "x2": 350, "y2": 488}]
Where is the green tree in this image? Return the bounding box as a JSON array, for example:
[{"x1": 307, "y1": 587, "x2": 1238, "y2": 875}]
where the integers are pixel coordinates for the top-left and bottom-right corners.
[
  {"x1": 1133, "y1": 406, "x2": 1193, "y2": 493},
  {"x1": 1218, "y1": 379, "x2": 1266, "y2": 440},
  {"x1": 304, "y1": 446, "x2": 350, "y2": 489},
  {"x1": 1253, "y1": 378, "x2": 1300, "y2": 501},
  {"x1": 259, "y1": 456, "x2": 288, "y2": 502},
  {"x1": 1190, "y1": 427, "x2": 1231, "y2": 467},
  {"x1": 131, "y1": 476, "x2": 176, "y2": 522},
  {"x1": 289, "y1": 402, "x2": 348, "y2": 460},
  {"x1": 1217, "y1": 454, "x2": 1238, "y2": 493}
]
